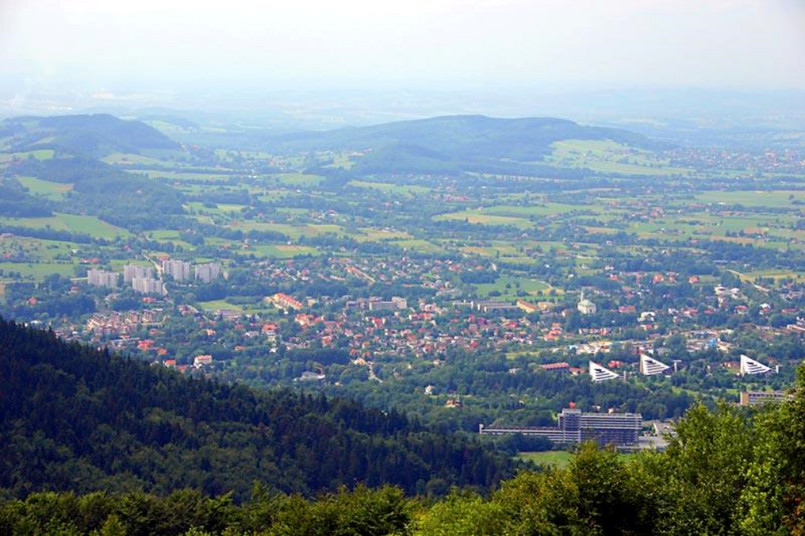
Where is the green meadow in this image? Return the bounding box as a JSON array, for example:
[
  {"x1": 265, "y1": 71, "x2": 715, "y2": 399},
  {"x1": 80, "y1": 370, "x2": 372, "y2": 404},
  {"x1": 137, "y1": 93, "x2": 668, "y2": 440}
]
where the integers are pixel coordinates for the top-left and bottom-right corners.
[
  {"x1": 16, "y1": 176, "x2": 73, "y2": 200},
  {"x1": 0, "y1": 213, "x2": 130, "y2": 240}
]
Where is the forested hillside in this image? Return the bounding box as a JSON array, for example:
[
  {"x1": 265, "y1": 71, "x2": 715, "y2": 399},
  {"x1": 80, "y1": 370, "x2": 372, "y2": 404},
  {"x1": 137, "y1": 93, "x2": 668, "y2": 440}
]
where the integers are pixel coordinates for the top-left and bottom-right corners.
[
  {"x1": 2, "y1": 375, "x2": 803, "y2": 535},
  {"x1": 0, "y1": 114, "x2": 179, "y2": 157},
  {"x1": 0, "y1": 318, "x2": 513, "y2": 500},
  {"x1": 266, "y1": 114, "x2": 659, "y2": 175}
]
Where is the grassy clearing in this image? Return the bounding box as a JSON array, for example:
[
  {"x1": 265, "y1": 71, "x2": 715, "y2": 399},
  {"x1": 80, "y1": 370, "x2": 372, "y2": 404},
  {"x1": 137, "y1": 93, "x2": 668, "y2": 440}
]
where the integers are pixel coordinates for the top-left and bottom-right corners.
[
  {"x1": 0, "y1": 213, "x2": 129, "y2": 240},
  {"x1": 355, "y1": 228, "x2": 413, "y2": 241},
  {"x1": 197, "y1": 299, "x2": 268, "y2": 315},
  {"x1": 460, "y1": 243, "x2": 535, "y2": 264},
  {"x1": 16, "y1": 176, "x2": 73, "y2": 200},
  {"x1": 482, "y1": 204, "x2": 582, "y2": 217},
  {"x1": 148, "y1": 171, "x2": 232, "y2": 182},
  {"x1": 733, "y1": 269, "x2": 805, "y2": 283},
  {"x1": 248, "y1": 245, "x2": 319, "y2": 258},
  {"x1": 434, "y1": 210, "x2": 534, "y2": 229},
  {"x1": 547, "y1": 139, "x2": 690, "y2": 176},
  {"x1": 185, "y1": 202, "x2": 246, "y2": 215},
  {"x1": 275, "y1": 173, "x2": 324, "y2": 187},
  {"x1": 230, "y1": 222, "x2": 345, "y2": 240},
  {"x1": 518, "y1": 450, "x2": 574, "y2": 468},
  {"x1": 0, "y1": 262, "x2": 77, "y2": 281},
  {"x1": 0, "y1": 237, "x2": 78, "y2": 261},
  {"x1": 325, "y1": 153, "x2": 355, "y2": 170},
  {"x1": 473, "y1": 276, "x2": 550, "y2": 300},
  {"x1": 695, "y1": 190, "x2": 805, "y2": 209},
  {"x1": 391, "y1": 239, "x2": 445, "y2": 254},
  {"x1": 0, "y1": 149, "x2": 55, "y2": 162},
  {"x1": 101, "y1": 153, "x2": 166, "y2": 166},
  {"x1": 518, "y1": 449, "x2": 634, "y2": 468}
]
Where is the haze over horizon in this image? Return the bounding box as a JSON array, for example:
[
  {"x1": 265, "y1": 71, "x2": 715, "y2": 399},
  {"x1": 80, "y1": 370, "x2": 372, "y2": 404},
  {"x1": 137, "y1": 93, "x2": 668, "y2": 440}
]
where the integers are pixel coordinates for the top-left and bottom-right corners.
[{"x1": 1, "y1": 0, "x2": 803, "y2": 125}]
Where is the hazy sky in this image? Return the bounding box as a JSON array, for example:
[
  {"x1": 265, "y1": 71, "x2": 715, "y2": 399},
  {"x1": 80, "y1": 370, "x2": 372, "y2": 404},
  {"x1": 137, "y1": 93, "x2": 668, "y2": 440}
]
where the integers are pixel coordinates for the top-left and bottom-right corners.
[{"x1": 1, "y1": 0, "x2": 803, "y2": 95}]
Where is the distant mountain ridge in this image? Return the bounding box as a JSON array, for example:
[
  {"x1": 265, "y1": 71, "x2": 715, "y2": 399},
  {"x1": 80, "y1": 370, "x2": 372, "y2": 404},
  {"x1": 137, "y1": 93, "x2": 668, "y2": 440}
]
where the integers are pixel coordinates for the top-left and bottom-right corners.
[
  {"x1": 0, "y1": 113, "x2": 179, "y2": 157},
  {"x1": 267, "y1": 114, "x2": 658, "y2": 175}
]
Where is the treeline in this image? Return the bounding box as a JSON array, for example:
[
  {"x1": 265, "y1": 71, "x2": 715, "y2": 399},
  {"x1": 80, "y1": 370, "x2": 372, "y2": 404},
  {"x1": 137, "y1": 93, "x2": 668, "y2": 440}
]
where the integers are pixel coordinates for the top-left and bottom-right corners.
[
  {"x1": 0, "y1": 318, "x2": 514, "y2": 501},
  {"x1": 0, "y1": 180, "x2": 52, "y2": 218},
  {"x1": 2, "y1": 380, "x2": 803, "y2": 534}
]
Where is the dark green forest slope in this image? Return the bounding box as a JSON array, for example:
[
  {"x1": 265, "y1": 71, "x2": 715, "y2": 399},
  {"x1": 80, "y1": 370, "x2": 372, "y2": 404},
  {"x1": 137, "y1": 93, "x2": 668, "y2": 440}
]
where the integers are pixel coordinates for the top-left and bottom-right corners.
[
  {"x1": 0, "y1": 317, "x2": 803, "y2": 534},
  {"x1": 1, "y1": 380, "x2": 804, "y2": 535},
  {"x1": 0, "y1": 318, "x2": 513, "y2": 500}
]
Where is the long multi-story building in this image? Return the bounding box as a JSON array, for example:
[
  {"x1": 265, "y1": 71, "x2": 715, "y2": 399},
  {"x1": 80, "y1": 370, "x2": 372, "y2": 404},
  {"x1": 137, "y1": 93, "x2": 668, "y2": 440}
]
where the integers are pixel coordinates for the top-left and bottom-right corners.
[
  {"x1": 162, "y1": 259, "x2": 192, "y2": 282},
  {"x1": 480, "y1": 408, "x2": 642, "y2": 447},
  {"x1": 739, "y1": 390, "x2": 793, "y2": 406},
  {"x1": 195, "y1": 262, "x2": 222, "y2": 283},
  {"x1": 124, "y1": 264, "x2": 154, "y2": 283},
  {"x1": 87, "y1": 269, "x2": 119, "y2": 288},
  {"x1": 132, "y1": 277, "x2": 165, "y2": 295}
]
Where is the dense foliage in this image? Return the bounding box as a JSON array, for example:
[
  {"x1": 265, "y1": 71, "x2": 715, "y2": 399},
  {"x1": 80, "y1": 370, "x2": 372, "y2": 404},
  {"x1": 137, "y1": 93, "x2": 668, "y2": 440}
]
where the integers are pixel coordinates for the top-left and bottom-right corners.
[
  {"x1": 9, "y1": 157, "x2": 186, "y2": 231},
  {"x1": 1, "y1": 374, "x2": 803, "y2": 534},
  {"x1": 0, "y1": 319, "x2": 513, "y2": 500}
]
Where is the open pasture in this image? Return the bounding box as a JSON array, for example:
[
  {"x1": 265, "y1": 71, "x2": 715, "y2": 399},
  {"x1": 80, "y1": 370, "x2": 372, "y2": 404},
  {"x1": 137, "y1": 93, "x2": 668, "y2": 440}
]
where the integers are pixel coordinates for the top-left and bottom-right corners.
[
  {"x1": 0, "y1": 261, "x2": 77, "y2": 281},
  {"x1": 274, "y1": 173, "x2": 325, "y2": 187},
  {"x1": 695, "y1": 190, "x2": 805, "y2": 209},
  {"x1": 0, "y1": 213, "x2": 129, "y2": 240},
  {"x1": 473, "y1": 275, "x2": 551, "y2": 300},
  {"x1": 16, "y1": 176, "x2": 73, "y2": 200},
  {"x1": 434, "y1": 209, "x2": 534, "y2": 229},
  {"x1": 0, "y1": 149, "x2": 55, "y2": 162}
]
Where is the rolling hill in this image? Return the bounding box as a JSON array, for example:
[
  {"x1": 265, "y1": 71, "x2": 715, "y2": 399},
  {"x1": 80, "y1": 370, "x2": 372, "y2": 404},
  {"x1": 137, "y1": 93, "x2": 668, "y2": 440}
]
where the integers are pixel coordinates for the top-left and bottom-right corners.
[
  {"x1": 0, "y1": 318, "x2": 513, "y2": 500},
  {"x1": 268, "y1": 114, "x2": 659, "y2": 175},
  {"x1": 0, "y1": 114, "x2": 180, "y2": 157}
]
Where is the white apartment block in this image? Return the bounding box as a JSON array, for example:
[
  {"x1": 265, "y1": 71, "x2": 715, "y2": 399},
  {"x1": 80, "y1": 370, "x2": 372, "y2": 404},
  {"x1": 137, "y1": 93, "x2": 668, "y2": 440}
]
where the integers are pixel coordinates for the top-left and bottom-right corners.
[
  {"x1": 124, "y1": 264, "x2": 154, "y2": 283},
  {"x1": 132, "y1": 277, "x2": 165, "y2": 295},
  {"x1": 87, "y1": 269, "x2": 119, "y2": 289},
  {"x1": 195, "y1": 262, "x2": 222, "y2": 283},
  {"x1": 162, "y1": 259, "x2": 192, "y2": 282}
]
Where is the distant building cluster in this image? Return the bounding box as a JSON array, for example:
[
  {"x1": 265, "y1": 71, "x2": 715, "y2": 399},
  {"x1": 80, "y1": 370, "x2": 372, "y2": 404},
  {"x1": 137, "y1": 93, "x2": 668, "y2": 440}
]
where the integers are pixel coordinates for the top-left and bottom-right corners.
[{"x1": 86, "y1": 261, "x2": 222, "y2": 296}]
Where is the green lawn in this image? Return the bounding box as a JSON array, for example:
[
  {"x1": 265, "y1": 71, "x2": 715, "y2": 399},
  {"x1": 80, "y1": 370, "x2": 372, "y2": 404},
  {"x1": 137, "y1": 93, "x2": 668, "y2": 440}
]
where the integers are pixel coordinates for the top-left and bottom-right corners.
[
  {"x1": 0, "y1": 262, "x2": 77, "y2": 281},
  {"x1": 474, "y1": 276, "x2": 550, "y2": 300},
  {"x1": 518, "y1": 450, "x2": 574, "y2": 468},
  {"x1": 0, "y1": 149, "x2": 55, "y2": 162},
  {"x1": 547, "y1": 139, "x2": 691, "y2": 176},
  {"x1": 518, "y1": 449, "x2": 634, "y2": 468},
  {"x1": 695, "y1": 190, "x2": 805, "y2": 209},
  {"x1": 0, "y1": 213, "x2": 130, "y2": 240},
  {"x1": 433, "y1": 210, "x2": 534, "y2": 229},
  {"x1": 16, "y1": 176, "x2": 73, "y2": 200}
]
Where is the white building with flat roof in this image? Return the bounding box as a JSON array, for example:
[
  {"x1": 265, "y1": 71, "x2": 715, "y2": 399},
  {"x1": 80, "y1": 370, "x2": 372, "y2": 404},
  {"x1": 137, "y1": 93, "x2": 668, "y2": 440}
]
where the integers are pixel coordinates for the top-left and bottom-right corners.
[{"x1": 87, "y1": 269, "x2": 119, "y2": 289}]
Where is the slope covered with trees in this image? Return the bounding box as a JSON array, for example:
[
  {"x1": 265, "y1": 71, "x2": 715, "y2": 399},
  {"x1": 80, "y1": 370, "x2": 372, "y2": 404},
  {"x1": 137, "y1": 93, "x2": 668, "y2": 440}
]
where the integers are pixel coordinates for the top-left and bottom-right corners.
[
  {"x1": 0, "y1": 318, "x2": 514, "y2": 500},
  {"x1": 1, "y1": 114, "x2": 179, "y2": 157},
  {"x1": 267, "y1": 114, "x2": 660, "y2": 175},
  {"x1": 1, "y1": 375, "x2": 803, "y2": 534}
]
